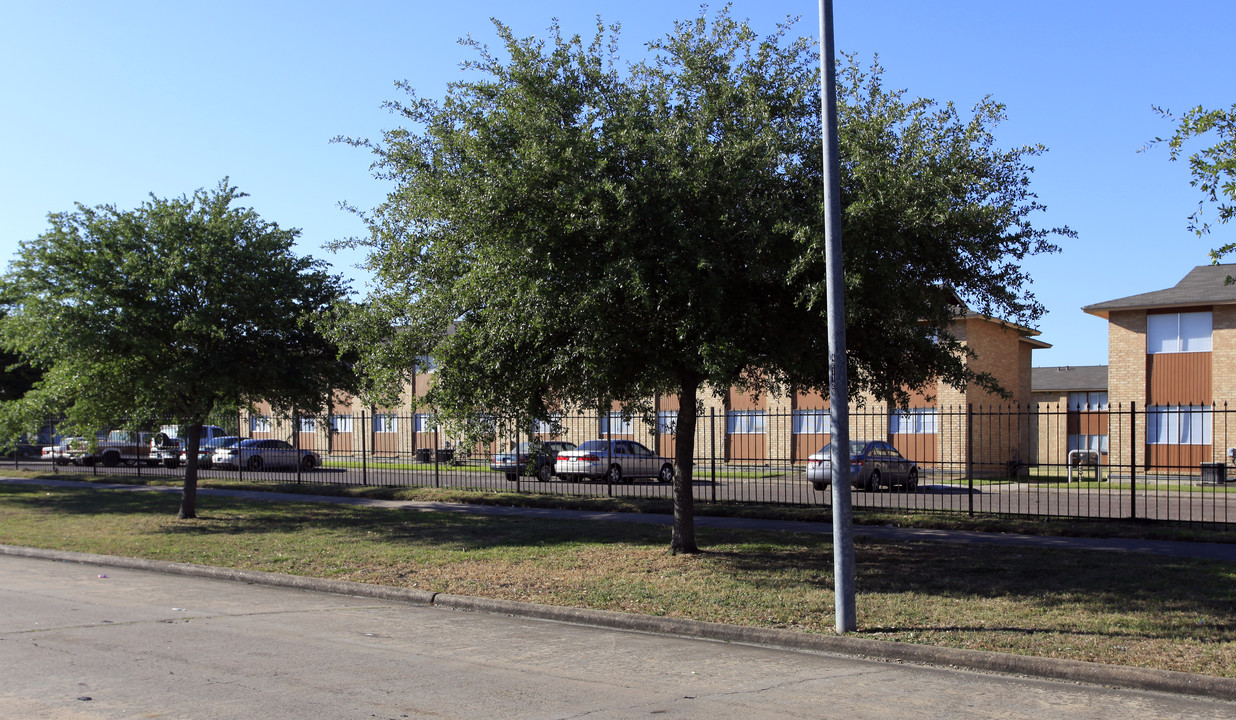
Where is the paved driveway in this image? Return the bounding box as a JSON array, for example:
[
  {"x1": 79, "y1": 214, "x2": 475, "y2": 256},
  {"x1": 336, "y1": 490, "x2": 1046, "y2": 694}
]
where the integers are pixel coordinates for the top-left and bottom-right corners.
[{"x1": 3, "y1": 554, "x2": 1235, "y2": 720}]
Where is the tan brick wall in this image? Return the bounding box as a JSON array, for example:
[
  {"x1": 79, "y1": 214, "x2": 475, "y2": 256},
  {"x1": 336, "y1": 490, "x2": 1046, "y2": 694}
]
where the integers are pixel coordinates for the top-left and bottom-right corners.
[{"x1": 1106, "y1": 310, "x2": 1147, "y2": 468}]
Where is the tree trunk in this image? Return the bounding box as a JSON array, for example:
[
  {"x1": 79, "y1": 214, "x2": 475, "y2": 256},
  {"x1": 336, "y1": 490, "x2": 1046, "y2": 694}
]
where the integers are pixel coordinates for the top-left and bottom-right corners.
[
  {"x1": 670, "y1": 378, "x2": 701, "y2": 554},
  {"x1": 177, "y1": 422, "x2": 202, "y2": 519}
]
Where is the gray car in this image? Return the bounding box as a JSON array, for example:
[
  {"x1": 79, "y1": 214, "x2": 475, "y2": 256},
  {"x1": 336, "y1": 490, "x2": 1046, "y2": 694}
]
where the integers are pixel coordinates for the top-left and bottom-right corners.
[{"x1": 806, "y1": 440, "x2": 918, "y2": 492}]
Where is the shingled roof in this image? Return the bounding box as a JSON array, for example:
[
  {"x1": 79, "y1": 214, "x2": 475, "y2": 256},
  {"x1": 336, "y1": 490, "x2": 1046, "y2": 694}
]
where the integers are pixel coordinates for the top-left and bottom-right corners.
[
  {"x1": 1031, "y1": 365, "x2": 1108, "y2": 393},
  {"x1": 1083, "y1": 264, "x2": 1236, "y2": 319}
]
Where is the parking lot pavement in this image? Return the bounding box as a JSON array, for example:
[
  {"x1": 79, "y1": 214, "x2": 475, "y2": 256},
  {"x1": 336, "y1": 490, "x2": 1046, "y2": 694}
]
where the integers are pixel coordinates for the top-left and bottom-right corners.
[{"x1": 4, "y1": 553, "x2": 1236, "y2": 720}]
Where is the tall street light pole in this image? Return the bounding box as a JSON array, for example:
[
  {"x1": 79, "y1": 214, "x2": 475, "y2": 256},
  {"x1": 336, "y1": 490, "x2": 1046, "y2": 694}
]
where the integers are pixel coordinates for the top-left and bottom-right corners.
[{"x1": 818, "y1": 0, "x2": 856, "y2": 633}]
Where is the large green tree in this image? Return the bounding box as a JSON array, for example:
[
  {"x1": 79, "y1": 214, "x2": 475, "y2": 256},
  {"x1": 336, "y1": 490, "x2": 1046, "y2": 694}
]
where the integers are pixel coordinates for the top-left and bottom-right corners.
[
  {"x1": 0, "y1": 181, "x2": 355, "y2": 518},
  {"x1": 333, "y1": 9, "x2": 1068, "y2": 553},
  {"x1": 1153, "y1": 103, "x2": 1236, "y2": 259}
]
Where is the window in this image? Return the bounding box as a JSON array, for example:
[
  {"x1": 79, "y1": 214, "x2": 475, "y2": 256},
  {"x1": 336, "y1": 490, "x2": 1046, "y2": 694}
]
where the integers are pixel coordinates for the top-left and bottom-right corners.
[
  {"x1": 727, "y1": 410, "x2": 766, "y2": 435},
  {"x1": 792, "y1": 409, "x2": 830, "y2": 435},
  {"x1": 415, "y1": 355, "x2": 438, "y2": 372},
  {"x1": 414, "y1": 414, "x2": 436, "y2": 433},
  {"x1": 534, "y1": 416, "x2": 561, "y2": 435},
  {"x1": 657, "y1": 411, "x2": 677, "y2": 435},
  {"x1": 1147, "y1": 311, "x2": 1212, "y2": 353},
  {"x1": 1147, "y1": 405, "x2": 1212, "y2": 445},
  {"x1": 330, "y1": 415, "x2": 353, "y2": 433},
  {"x1": 373, "y1": 414, "x2": 398, "y2": 433},
  {"x1": 600, "y1": 412, "x2": 633, "y2": 436},
  {"x1": 1067, "y1": 392, "x2": 1109, "y2": 411},
  {"x1": 250, "y1": 415, "x2": 271, "y2": 433},
  {"x1": 1068, "y1": 433, "x2": 1109, "y2": 454},
  {"x1": 298, "y1": 417, "x2": 316, "y2": 433},
  {"x1": 890, "y1": 408, "x2": 938, "y2": 435}
]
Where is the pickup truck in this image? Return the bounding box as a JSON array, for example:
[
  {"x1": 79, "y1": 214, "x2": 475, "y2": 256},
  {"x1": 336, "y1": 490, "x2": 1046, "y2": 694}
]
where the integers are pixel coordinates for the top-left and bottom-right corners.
[
  {"x1": 70, "y1": 430, "x2": 156, "y2": 467},
  {"x1": 149, "y1": 425, "x2": 230, "y2": 469}
]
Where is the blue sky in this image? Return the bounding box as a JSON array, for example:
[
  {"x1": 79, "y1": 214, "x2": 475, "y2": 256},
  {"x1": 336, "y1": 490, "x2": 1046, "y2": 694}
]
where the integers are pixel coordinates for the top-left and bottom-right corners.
[{"x1": 2, "y1": 1, "x2": 1233, "y2": 368}]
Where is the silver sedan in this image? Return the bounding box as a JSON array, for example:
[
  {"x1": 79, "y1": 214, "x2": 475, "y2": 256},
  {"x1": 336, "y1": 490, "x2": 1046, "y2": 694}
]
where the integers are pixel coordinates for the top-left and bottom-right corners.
[
  {"x1": 555, "y1": 439, "x2": 675, "y2": 484},
  {"x1": 807, "y1": 440, "x2": 918, "y2": 492}
]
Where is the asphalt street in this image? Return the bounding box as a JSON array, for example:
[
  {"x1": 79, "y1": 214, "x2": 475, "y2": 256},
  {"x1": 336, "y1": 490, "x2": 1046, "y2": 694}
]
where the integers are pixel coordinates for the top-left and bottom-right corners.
[{"x1": 4, "y1": 552, "x2": 1236, "y2": 720}]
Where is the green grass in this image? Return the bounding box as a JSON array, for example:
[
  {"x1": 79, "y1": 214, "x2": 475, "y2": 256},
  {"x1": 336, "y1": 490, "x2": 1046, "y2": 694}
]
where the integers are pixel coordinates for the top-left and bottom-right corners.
[{"x1": 2, "y1": 480, "x2": 1236, "y2": 678}]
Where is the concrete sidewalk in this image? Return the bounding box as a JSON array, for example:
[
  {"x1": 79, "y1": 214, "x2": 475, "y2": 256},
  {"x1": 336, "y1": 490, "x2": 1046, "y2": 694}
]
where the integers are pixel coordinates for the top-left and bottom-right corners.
[{"x1": 5, "y1": 475, "x2": 1236, "y2": 705}]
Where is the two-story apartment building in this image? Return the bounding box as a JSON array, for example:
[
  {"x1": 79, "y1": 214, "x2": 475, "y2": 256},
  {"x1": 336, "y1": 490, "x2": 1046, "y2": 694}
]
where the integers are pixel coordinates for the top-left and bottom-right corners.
[
  {"x1": 249, "y1": 299, "x2": 1050, "y2": 477},
  {"x1": 1082, "y1": 264, "x2": 1236, "y2": 470}
]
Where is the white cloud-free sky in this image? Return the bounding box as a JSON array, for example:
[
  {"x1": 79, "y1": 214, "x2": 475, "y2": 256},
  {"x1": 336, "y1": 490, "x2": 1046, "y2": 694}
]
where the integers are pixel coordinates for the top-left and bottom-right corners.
[{"x1": 3, "y1": 1, "x2": 1233, "y2": 368}]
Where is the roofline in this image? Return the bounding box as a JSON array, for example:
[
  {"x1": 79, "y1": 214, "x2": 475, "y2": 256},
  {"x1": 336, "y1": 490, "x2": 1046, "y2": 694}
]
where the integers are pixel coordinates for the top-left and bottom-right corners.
[{"x1": 1083, "y1": 299, "x2": 1236, "y2": 320}]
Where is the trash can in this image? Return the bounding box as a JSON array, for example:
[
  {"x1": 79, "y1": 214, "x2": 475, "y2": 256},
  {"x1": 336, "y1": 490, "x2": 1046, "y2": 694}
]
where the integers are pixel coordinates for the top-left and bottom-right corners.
[
  {"x1": 435, "y1": 448, "x2": 455, "y2": 464},
  {"x1": 415, "y1": 448, "x2": 432, "y2": 463},
  {"x1": 1201, "y1": 461, "x2": 1226, "y2": 485}
]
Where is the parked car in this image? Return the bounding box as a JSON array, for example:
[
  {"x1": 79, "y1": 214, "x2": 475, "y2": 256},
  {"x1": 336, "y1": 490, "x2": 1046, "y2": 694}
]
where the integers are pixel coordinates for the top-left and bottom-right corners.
[
  {"x1": 807, "y1": 440, "x2": 918, "y2": 492},
  {"x1": 490, "y1": 441, "x2": 578, "y2": 482},
  {"x1": 212, "y1": 439, "x2": 320, "y2": 471},
  {"x1": 42, "y1": 439, "x2": 80, "y2": 465},
  {"x1": 555, "y1": 439, "x2": 675, "y2": 484},
  {"x1": 180, "y1": 436, "x2": 240, "y2": 469}
]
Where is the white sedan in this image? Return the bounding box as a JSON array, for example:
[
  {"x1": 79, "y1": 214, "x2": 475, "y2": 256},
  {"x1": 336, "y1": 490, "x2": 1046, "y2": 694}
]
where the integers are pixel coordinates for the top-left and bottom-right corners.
[
  {"x1": 555, "y1": 439, "x2": 675, "y2": 484},
  {"x1": 212, "y1": 439, "x2": 320, "y2": 471}
]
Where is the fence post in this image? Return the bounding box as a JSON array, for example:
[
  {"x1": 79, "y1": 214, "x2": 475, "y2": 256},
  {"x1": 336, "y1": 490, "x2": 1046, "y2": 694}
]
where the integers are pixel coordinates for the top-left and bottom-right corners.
[
  {"x1": 710, "y1": 407, "x2": 717, "y2": 501},
  {"x1": 433, "y1": 425, "x2": 440, "y2": 489},
  {"x1": 1129, "y1": 402, "x2": 1137, "y2": 520},
  {"x1": 361, "y1": 410, "x2": 369, "y2": 487},
  {"x1": 967, "y1": 404, "x2": 974, "y2": 517},
  {"x1": 294, "y1": 412, "x2": 302, "y2": 485}
]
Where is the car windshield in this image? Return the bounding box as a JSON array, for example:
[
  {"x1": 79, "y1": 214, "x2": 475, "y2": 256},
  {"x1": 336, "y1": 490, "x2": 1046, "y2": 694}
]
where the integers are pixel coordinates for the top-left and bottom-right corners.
[
  {"x1": 204, "y1": 437, "x2": 239, "y2": 449},
  {"x1": 577, "y1": 440, "x2": 612, "y2": 452}
]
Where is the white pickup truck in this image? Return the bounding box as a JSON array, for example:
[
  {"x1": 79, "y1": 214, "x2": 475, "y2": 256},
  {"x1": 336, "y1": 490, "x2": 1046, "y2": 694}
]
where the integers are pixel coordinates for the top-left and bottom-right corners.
[
  {"x1": 149, "y1": 425, "x2": 230, "y2": 469},
  {"x1": 69, "y1": 430, "x2": 155, "y2": 467}
]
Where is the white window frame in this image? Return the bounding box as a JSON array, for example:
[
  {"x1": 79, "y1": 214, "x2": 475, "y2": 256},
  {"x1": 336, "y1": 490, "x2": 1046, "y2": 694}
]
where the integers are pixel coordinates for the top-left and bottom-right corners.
[
  {"x1": 250, "y1": 415, "x2": 271, "y2": 434},
  {"x1": 1147, "y1": 405, "x2": 1213, "y2": 445},
  {"x1": 1068, "y1": 433, "x2": 1109, "y2": 454},
  {"x1": 600, "y1": 412, "x2": 634, "y2": 436},
  {"x1": 372, "y1": 414, "x2": 398, "y2": 433},
  {"x1": 1147, "y1": 311, "x2": 1212, "y2": 354},
  {"x1": 330, "y1": 415, "x2": 353, "y2": 434},
  {"x1": 298, "y1": 417, "x2": 317, "y2": 433},
  {"x1": 413, "y1": 413, "x2": 436, "y2": 433},
  {"x1": 792, "y1": 409, "x2": 830, "y2": 435},
  {"x1": 1067, "y1": 392, "x2": 1109, "y2": 411},
  {"x1": 890, "y1": 408, "x2": 938, "y2": 435},
  {"x1": 657, "y1": 411, "x2": 677, "y2": 435},
  {"x1": 726, "y1": 410, "x2": 767, "y2": 435}
]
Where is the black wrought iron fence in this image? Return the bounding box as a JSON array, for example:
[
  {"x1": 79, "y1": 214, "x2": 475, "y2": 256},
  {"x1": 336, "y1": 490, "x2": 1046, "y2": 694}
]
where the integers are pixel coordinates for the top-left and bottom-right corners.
[{"x1": 11, "y1": 404, "x2": 1236, "y2": 527}]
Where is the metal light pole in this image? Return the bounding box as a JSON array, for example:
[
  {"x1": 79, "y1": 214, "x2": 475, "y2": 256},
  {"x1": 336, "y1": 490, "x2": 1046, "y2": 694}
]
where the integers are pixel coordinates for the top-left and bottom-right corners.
[{"x1": 819, "y1": 0, "x2": 856, "y2": 634}]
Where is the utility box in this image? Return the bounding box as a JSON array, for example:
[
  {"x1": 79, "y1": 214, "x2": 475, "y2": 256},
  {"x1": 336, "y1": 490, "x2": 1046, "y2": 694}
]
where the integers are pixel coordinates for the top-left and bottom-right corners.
[{"x1": 1201, "y1": 461, "x2": 1227, "y2": 485}]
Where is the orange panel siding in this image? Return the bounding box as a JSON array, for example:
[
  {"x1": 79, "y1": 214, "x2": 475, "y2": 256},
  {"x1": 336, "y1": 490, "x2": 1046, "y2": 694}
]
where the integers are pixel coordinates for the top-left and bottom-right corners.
[
  {"x1": 1147, "y1": 444, "x2": 1211, "y2": 471},
  {"x1": 1147, "y1": 352, "x2": 1211, "y2": 405},
  {"x1": 891, "y1": 434, "x2": 938, "y2": 464}
]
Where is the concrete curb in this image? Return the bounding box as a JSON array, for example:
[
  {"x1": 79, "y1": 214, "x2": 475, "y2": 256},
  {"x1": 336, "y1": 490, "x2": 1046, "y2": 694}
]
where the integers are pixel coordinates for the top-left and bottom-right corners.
[{"x1": 6, "y1": 543, "x2": 1236, "y2": 703}]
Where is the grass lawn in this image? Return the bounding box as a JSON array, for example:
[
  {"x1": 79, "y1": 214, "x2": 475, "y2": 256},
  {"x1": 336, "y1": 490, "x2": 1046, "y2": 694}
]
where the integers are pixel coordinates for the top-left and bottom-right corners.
[{"x1": 2, "y1": 481, "x2": 1236, "y2": 679}]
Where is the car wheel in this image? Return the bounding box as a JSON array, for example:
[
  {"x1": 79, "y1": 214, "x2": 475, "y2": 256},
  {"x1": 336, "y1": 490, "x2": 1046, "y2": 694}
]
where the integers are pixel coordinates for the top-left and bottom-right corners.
[
  {"x1": 246, "y1": 456, "x2": 263, "y2": 471},
  {"x1": 866, "y1": 469, "x2": 881, "y2": 492},
  {"x1": 301, "y1": 455, "x2": 316, "y2": 471},
  {"x1": 812, "y1": 481, "x2": 826, "y2": 492},
  {"x1": 505, "y1": 472, "x2": 517, "y2": 482},
  {"x1": 907, "y1": 468, "x2": 919, "y2": 491},
  {"x1": 536, "y1": 464, "x2": 553, "y2": 482},
  {"x1": 657, "y1": 464, "x2": 674, "y2": 484},
  {"x1": 163, "y1": 459, "x2": 180, "y2": 469},
  {"x1": 101, "y1": 451, "x2": 120, "y2": 468},
  {"x1": 605, "y1": 464, "x2": 623, "y2": 484}
]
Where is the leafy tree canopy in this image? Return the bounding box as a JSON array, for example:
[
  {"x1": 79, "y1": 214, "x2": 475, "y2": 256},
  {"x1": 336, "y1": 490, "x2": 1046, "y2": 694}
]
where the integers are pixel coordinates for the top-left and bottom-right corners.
[
  {"x1": 332, "y1": 8, "x2": 1068, "y2": 551},
  {"x1": 1152, "y1": 103, "x2": 1236, "y2": 260},
  {"x1": 0, "y1": 181, "x2": 355, "y2": 517}
]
